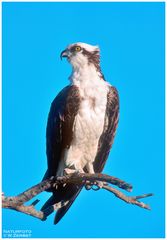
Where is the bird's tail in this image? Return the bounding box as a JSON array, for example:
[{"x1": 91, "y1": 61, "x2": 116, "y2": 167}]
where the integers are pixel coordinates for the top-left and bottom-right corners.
[{"x1": 41, "y1": 183, "x2": 82, "y2": 224}]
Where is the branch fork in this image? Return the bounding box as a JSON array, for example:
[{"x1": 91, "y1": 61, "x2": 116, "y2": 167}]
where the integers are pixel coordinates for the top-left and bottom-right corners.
[{"x1": 2, "y1": 173, "x2": 153, "y2": 222}]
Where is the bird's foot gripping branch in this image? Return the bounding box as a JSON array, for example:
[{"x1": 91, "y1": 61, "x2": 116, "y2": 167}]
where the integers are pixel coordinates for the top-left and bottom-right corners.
[{"x1": 2, "y1": 173, "x2": 153, "y2": 223}]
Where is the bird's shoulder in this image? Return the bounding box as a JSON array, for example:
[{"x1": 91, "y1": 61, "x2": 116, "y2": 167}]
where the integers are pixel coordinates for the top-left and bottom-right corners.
[
  {"x1": 51, "y1": 85, "x2": 79, "y2": 104},
  {"x1": 49, "y1": 85, "x2": 80, "y2": 114},
  {"x1": 106, "y1": 85, "x2": 119, "y2": 114},
  {"x1": 107, "y1": 85, "x2": 119, "y2": 102}
]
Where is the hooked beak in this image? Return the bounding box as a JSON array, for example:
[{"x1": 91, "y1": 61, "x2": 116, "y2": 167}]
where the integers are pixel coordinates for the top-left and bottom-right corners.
[{"x1": 60, "y1": 49, "x2": 68, "y2": 60}]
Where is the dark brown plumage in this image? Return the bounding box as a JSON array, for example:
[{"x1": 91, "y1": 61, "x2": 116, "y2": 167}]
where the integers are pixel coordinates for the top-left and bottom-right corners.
[
  {"x1": 82, "y1": 48, "x2": 105, "y2": 80},
  {"x1": 94, "y1": 86, "x2": 119, "y2": 172}
]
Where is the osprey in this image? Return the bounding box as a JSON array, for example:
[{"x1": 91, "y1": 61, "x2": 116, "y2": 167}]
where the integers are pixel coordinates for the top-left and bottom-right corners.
[{"x1": 41, "y1": 42, "x2": 119, "y2": 224}]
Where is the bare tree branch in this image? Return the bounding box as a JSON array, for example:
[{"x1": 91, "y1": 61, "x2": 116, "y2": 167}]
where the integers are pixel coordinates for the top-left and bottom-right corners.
[
  {"x1": 2, "y1": 173, "x2": 153, "y2": 222},
  {"x1": 102, "y1": 185, "x2": 153, "y2": 210}
]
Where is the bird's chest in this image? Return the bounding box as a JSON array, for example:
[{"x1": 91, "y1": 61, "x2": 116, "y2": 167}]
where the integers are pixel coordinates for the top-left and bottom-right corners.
[{"x1": 73, "y1": 86, "x2": 108, "y2": 143}]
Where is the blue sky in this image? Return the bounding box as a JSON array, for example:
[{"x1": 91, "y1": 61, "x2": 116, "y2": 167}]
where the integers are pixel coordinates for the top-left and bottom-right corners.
[{"x1": 2, "y1": 2, "x2": 165, "y2": 238}]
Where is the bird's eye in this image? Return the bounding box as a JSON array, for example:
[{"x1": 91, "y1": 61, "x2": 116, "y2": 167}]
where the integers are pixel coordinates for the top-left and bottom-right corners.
[{"x1": 75, "y1": 46, "x2": 81, "y2": 52}]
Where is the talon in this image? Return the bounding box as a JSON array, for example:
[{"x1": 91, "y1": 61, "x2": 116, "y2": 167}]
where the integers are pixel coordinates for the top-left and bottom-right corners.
[
  {"x1": 85, "y1": 180, "x2": 104, "y2": 191},
  {"x1": 92, "y1": 185, "x2": 100, "y2": 191},
  {"x1": 96, "y1": 181, "x2": 104, "y2": 189},
  {"x1": 85, "y1": 180, "x2": 92, "y2": 190},
  {"x1": 85, "y1": 185, "x2": 92, "y2": 190},
  {"x1": 91, "y1": 181, "x2": 104, "y2": 191}
]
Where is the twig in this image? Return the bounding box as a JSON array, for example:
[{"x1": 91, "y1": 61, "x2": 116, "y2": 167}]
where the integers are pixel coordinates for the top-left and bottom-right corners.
[{"x1": 102, "y1": 184, "x2": 153, "y2": 210}]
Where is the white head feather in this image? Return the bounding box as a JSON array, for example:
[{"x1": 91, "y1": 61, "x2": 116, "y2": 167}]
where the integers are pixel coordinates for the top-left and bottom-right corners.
[
  {"x1": 67, "y1": 42, "x2": 99, "y2": 53},
  {"x1": 64, "y1": 42, "x2": 100, "y2": 69}
]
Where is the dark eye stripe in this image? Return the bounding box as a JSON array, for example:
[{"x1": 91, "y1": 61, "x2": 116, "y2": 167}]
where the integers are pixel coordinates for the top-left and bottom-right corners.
[{"x1": 70, "y1": 45, "x2": 81, "y2": 52}]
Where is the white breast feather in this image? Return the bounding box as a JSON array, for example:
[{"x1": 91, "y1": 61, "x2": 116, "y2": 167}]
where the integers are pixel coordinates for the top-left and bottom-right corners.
[{"x1": 57, "y1": 60, "x2": 111, "y2": 176}]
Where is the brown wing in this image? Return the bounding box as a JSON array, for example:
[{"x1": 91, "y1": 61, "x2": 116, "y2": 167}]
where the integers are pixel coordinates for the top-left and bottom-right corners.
[
  {"x1": 42, "y1": 85, "x2": 82, "y2": 224},
  {"x1": 43, "y1": 85, "x2": 81, "y2": 179},
  {"x1": 93, "y1": 86, "x2": 119, "y2": 173}
]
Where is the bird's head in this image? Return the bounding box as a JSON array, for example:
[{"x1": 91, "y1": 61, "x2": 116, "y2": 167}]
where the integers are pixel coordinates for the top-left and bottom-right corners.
[{"x1": 60, "y1": 42, "x2": 100, "y2": 70}]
